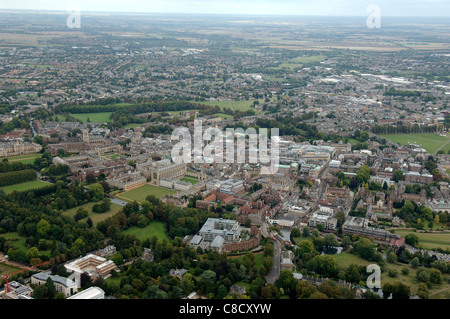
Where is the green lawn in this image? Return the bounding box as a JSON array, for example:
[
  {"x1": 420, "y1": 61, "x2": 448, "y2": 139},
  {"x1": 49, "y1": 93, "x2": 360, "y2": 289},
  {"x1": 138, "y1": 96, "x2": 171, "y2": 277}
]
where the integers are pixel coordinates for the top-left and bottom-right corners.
[
  {"x1": 117, "y1": 184, "x2": 177, "y2": 203},
  {"x1": 179, "y1": 177, "x2": 200, "y2": 185},
  {"x1": 379, "y1": 133, "x2": 450, "y2": 154},
  {"x1": 122, "y1": 222, "x2": 169, "y2": 242},
  {"x1": 390, "y1": 229, "x2": 450, "y2": 251},
  {"x1": 62, "y1": 202, "x2": 123, "y2": 226},
  {"x1": 124, "y1": 123, "x2": 142, "y2": 129},
  {"x1": 0, "y1": 180, "x2": 51, "y2": 194},
  {"x1": 0, "y1": 153, "x2": 41, "y2": 164},
  {"x1": 202, "y1": 99, "x2": 266, "y2": 115},
  {"x1": 213, "y1": 113, "x2": 234, "y2": 119},
  {"x1": 0, "y1": 262, "x2": 22, "y2": 277},
  {"x1": 57, "y1": 112, "x2": 113, "y2": 123},
  {"x1": 1, "y1": 232, "x2": 27, "y2": 254}
]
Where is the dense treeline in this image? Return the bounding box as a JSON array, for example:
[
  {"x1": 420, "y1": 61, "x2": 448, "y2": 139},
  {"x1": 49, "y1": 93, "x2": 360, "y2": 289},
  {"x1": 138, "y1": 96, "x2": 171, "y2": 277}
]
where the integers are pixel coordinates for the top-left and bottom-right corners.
[
  {"x1": 383, "y1": 88, "x2": 422, "y2": 97},
  {"x1": 56, "y1": 101, "x2": 209, "y2": 115},
  {"x1": 0, "y1": 160, "x2": 30, "y2": 173},
  {"x1": 0, "y1": 169, "x2": 37, "y2": 187}
]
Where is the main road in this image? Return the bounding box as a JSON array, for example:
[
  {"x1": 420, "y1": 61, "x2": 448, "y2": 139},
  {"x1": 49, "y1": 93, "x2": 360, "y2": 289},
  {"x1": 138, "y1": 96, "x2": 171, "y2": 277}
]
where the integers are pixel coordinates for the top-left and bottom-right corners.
[{"x1": 265, "y1": 239, "x2": 281, "y2": 284}]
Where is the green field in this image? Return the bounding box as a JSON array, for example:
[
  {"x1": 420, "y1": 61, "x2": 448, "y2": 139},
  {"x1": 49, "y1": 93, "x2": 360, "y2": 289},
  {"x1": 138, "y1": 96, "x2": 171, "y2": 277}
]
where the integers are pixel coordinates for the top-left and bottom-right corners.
[
  {"x1": 333, "y1": 252, "x2": 449, "y2": 297},
  {"x1": 391, "y1": 229, "x2": 450, "y2": 251},
  {"x1": 269, "y1": 54, "x2": 327, "y2": 70},
  {"x1": 122, "y1": 222, "x2": 169, "y2": 242},
  {"x1": 213, "y1": 113, "x2": 234, "y2": 119},
  {"x1": 57, "y1": 112, "x2": 113, "y2": 123},
  {"x1": 124, "y1": 123, "x2": 141, "y2": 129},
  {"x1": 1, "y1": 232, "x2": 27, "y2": 254},
  {"x1": 62, "y1": 202, "x2": 123, "y2": 226},
  {"x1": 0, "y1": 262, "x2": 22, "y2": 277},
  {"x1": 379, "y1": 133, "x2": 450, "y2": 154},
  {"x1": 179, "y1": 176, "x2": 200, "y2": 185},
  {"x1": 117, "y1": 184, "x2": 177, "y2": 202},
  {"x1": 0, "y1": 153, "x2": 41, "y2": 164},
  {"x1": 0, "y1": 180, "x2": 51, "y2": 194},
  {"x1": 202, "y1": 99, "x2": 266, "y2": 115}
]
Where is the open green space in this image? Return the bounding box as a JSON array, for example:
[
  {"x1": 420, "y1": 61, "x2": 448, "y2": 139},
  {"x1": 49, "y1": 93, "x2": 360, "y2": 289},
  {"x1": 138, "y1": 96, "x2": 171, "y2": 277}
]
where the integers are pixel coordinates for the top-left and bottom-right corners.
[
  {"x1": 269, "y1": 54, "x2": 327, "y2": 70},
  {"x1": 0, "y1": 180, "x2": 51, "y2": 194},
  {"x1": 0, "y1": 262, "x2": 22, "y2": 277},
  {"x1": 122, "y1": 222, "x2": 169, "y2": 242},
  {"x1": 124, "y1": 123, "x2": 142, "y2": 129},
  {"x1": 1, "y1": 232, "x2": 27, "y2": 254},
  {"x1": 117, "y1": 184, "x2": 177, "y2": 203},
  {"x1": 390, "y1": 229, "x2": 450, "y2": 251},
  {"x1": 213, "y1": 113, "x2": 234, "y2": 119},
  {"x1": 62, "y1": 202, "x2": 123, "y2": 226},
  {"x1": 179, "y1": 176, "x2": 200, "y2": 185},
  {"x1": 0, "y1": 153, "x2": 41, "y2": 164},
  {"x1": 379, "y1": 133, "x2": 450, "y2": 154},
  {"x1": 202, "y1": 99, "x2": 266, "y2": 115},
  {"x1": 57, "y1": 112, "x2": 113, "y2": 123}
]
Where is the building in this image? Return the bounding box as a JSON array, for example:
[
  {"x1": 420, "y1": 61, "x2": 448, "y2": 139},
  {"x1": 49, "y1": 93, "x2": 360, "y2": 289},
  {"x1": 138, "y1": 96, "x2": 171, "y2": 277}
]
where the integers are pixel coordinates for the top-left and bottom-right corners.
[
  {"x1": 199, "y1": 218, "x2": 241, "y2": 242},
  {"x1": 2, "y1": 281, "x2": 33, "y2": 299},
  {"x1": 67, "y1": 286, "x2": 105, "y2": 299},
  {"x1": 308, "y1": 206, "x2": 337, "y2": 230},
  {"x1": 31, "y1": 271, "x2": 78, "y2": 297},
  {"x1": 0, "y1": 140, "x2": 42, "y2": 157},
  {"x1": 106, "y1": 172, "x2": 147, "y2": 191},
  {"x1": 64, "y1": 254, "x2": 119, "y2": 285}
]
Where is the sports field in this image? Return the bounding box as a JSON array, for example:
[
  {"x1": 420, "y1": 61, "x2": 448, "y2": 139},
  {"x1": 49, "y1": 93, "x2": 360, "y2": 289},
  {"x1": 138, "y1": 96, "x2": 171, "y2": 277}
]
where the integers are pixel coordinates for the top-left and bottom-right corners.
[
  {"x1": 57, "y1": 112, "x2": 113, "y2": 123},
  {"x1": 391, "y1": 229, "x2": 450, "y2": 251},
  {"x1": 379, "y1": 133, "x2": 450, "y2": 154},
  {"x1": 0, "y1": 180, "x2": 51, "y2": 194},
  {"x1": 117, "y1": 184, "x2": 177, "y2": 202},
  {"x1": 0, "y1": 153, "x2": 41, "y2": 164},
  {"x1": 202, "y1": 99, "x2": 266, "y2": 115},
  {"x1": 122, "y1": 222, "x2": 169, "y2": 242}
]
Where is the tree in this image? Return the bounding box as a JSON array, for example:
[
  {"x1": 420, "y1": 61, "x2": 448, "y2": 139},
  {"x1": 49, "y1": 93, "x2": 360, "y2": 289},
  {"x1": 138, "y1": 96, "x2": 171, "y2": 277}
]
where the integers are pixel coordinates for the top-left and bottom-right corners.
[
  {"x1": 410, "y1": 257, "x2": 420, "y2": 269},
  {"x1": 353, "y1": 238, "x2": 376, "y2": 261},
  {"x1": 217, "y1": 285, "x2": 227, "y2": 299},
  {"x1": 356, "y1": 165, "x2": 370, "y2": 185},
  {"x1": 290, "y1": 227, "x2": 301, "y2": 241},
  {"x1": 36, "y1": 219, "x2": 51, "y2": 238},
  {"x1": 387, "y1": 252, "x2": 397, "y2": 263},
  {"x1": 417, "y1": 283, "x2": 429, "y2": 299},
  {"x1": 90, "y1": 183, "x2": 104, "y2": 202},
  {"x1": 405, "y1": 233, "x2": 419, "y2": 247},
  {"x1": 323, "y1": 234, "x2": 339, "y2": 248},
  {"x1": 302, "y1": 227, "x2": 310, "y2": 238},
  {"x1": 393, "y1": 170, "x2": 405, "y2": 182},
  {"x1": 26, "y1": 247, "x2": 41, "y2": 261}
]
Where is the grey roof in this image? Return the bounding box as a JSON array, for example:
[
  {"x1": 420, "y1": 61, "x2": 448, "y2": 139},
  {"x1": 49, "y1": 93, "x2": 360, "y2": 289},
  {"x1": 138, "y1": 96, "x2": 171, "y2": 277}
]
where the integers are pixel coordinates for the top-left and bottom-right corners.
[
  {"x1": 32, "y1": 271, "x2": 76, "y2": 288},
  {"x1": 211, "y1": 235, "x2": 225, "y2": 248}
]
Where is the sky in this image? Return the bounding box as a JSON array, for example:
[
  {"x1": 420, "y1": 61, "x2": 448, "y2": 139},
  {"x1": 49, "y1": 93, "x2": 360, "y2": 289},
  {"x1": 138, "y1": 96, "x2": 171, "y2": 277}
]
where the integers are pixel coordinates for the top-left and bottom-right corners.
[{"x1": 0, "y1": 0, "x2": 449, "y2": 16}]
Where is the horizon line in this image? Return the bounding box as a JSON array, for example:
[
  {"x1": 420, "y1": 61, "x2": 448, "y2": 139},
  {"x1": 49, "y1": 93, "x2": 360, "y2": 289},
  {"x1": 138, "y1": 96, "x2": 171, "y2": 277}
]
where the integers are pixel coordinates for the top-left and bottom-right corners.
[{"x1": 0, "y1": 8, "x2": 449, "y2": 18}]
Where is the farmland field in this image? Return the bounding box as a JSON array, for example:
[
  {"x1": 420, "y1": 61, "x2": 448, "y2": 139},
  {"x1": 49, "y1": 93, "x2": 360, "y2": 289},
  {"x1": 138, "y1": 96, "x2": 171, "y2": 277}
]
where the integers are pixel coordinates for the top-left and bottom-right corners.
[
  {"x1": 379, "y1": 133, "x2": 450, "y2": 154},
  {"x1": 122, "y1": 222, "x2": 169, "y2": 242},
  {"x1": 62, "y1": 202, "x2": 123, "y2": 226},
  {"x1": 117, "y1": 184, "x2": 177, "y2": 202},
  {"x1": 0, "y1": 180, "x2": 51, "y2": 194}
]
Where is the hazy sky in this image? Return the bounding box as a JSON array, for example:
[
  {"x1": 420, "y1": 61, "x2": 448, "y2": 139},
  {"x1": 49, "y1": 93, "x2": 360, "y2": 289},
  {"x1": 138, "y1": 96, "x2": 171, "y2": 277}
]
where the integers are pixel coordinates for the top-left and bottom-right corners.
[{"x1": 1, "y1": 0, "x2": 449, "y2": 16}]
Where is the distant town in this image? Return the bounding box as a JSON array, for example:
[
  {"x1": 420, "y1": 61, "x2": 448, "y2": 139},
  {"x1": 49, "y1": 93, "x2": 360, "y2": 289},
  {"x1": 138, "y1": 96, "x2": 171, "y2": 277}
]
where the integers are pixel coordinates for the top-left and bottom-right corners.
[{"x1": 0, "y1": 11, "x2": 449, "y2": 301}]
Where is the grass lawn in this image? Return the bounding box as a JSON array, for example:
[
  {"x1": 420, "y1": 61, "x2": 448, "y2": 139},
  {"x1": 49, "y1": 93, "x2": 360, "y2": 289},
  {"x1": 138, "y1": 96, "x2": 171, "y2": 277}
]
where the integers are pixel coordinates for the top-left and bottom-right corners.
[
  {"x1": 390, "y1": 229, "x2": 450, "y2": 251},
  {"x1": 179, "y1": 176, "x2": 200, "y2": 185},
  {"x1": 62, "y1": 202, "x2": 123, "y2": 226},
  {"x1": 57, "y1": 112, "x2": 113, "y2": 123},
  {"x1": 228, "y1": 252, "x2": 265, "y2": 267},
  {"x1": 0, "y1": 262, "x2": 22, "y2": 277},
  {"x1": 1, "y1": 232, "x2": 27, "y2": 254},
  {"x1": 117, "y1": 184, "x2": 177, "y2": 203},
  {"x1": 122, "y1": 222, "x2": 169, "y2": 242},
  {"x1": 213, "y1": 113, "x2": 234, "y2": 119},
  {"x1": 0, "y1": 180, "x2": 51, "y2": 194},
  {"x1": 0, "y1": 153, "x2": 41, "y2": 164},
  {"x1": 333, "y1": 252, "x2": 449, "y2": 297},
  {"x1": 379, "y1": 133, "x2": 450, "y2": 154},
  {"x1": 202, "y1": 99, "x2": 266, "y2": 115},
  {"x1": 124, "y1": 123, "x2": 141, "y2": 129}
]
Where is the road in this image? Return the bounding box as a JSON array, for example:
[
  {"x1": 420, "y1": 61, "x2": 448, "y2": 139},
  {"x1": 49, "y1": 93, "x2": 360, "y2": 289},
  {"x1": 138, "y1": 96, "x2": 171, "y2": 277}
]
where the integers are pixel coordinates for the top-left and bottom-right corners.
[{"x1": 265, "y1": 239, "x2": 281, "y2": 284}]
